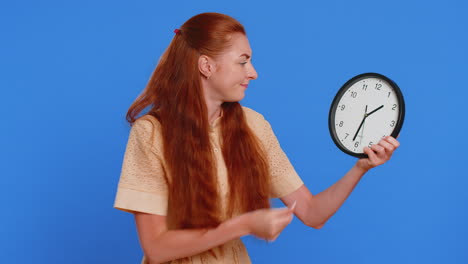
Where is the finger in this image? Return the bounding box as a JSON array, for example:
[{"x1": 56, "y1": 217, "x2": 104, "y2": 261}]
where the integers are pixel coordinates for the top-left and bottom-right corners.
[
  {"x1": 269, "y1": 231, "x2": 282, "y2": 241},
  {"x1": 385, "y1": 136, "x2": 400, "y2": 148},
  {"x1": 274, "y1": 210, "x2": 294, "y2": 222},
  {"x1": 270, "y1": 208, "x2": 294, "y2": 220},
  {"x1": 371, "y1": 142, "x2": 385, "y2": 152},
  {"x1": 378, "y1": 139, "x2": 395, "y2": 153},
  {"x1": 289, "y1": 200, "x2": 297, "y2": 212},
  {"x1": 275, "y1": 214, "x2": 293, "y2": 232},
  {"x1": 265, "y1": 217, "x2": 291, "y2": 241},
  {"x1": 273, "y1": 207, "x2": 293, "y2": 215},
  {"x1": 363, "y1": 146, "x2": 378, "y2": 164},
  {"x1": 274, "y1": 208, "x2": 294, "y2": 222},
  {"x1": 272, "y1": 223, "x2": 290, "y2": 240},
  {"x1": 371, "y1": 143, "x2": 386, "y2": 159}
]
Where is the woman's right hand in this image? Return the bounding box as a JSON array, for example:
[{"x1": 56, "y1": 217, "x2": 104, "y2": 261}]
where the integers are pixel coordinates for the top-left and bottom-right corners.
[{"x1": 244, "y1": 201, "x2": 296, "y2": 241}]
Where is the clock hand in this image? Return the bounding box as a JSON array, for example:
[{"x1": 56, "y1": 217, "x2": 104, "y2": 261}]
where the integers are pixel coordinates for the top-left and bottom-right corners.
[
  {"x1": 366, "y1": 105, "x2": 384, "y2": 117},
  {"x1": 359, "y1": 105, "x2": 367, "y2": 147},
  {"x1": 353, "y1": 105, "x2": 382, "y2": 141},
  {"x1": 352, "y1": 105, "x2": 368, "y2": 142}
]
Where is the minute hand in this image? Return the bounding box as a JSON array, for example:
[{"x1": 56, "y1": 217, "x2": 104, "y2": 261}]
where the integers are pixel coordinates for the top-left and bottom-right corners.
[
  {"x1": 352, "y1": 116, "x2": 366, "y2": 141},
  {"x1": 366, "y1": 105, "x2": 384, "y2": 117}
]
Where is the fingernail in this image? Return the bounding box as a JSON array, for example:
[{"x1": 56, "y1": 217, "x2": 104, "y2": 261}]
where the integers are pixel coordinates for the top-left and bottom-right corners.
[{"x1": 291, "y1": 200, "x2": 297, "y2": 210}]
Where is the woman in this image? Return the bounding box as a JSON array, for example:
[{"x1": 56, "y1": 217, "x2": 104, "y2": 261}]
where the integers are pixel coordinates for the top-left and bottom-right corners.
[{"x1": 114, "y1": 12, "x2": 400, "y2": 264}]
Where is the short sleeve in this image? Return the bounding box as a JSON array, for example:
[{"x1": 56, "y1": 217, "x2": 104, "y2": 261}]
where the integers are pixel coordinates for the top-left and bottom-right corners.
[
  {"x1": 113, "y1": 117, "x2": 168, "y2": 215},
  {"x1": 262, "y1": 119, "x2": 304, "y2": 198}
]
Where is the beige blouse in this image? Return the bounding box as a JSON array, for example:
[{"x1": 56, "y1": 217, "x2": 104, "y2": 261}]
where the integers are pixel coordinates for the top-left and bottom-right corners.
[{"x1": 114, "y1": 106, "x2": 303, "y2": 264}]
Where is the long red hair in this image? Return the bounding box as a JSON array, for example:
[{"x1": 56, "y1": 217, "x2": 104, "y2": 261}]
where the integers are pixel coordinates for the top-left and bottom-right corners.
[{"x1": 126, "y1": 12, "x2": 270, "y2": 230}]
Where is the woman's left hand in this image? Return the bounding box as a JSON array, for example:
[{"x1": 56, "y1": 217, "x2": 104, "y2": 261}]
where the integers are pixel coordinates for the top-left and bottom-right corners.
[{"x1": 356, "y1": 136, "x2": 400, "y2": 171}]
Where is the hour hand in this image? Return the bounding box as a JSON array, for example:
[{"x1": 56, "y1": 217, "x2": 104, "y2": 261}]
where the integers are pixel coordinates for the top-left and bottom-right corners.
[{"x1": 367, "y1": 105, "x2": 384, "y2": 117}]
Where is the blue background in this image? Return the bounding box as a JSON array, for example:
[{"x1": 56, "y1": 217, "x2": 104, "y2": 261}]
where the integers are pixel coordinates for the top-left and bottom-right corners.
[{"x1": 1, "y1": 0, "x2": 467, "y2": 263}]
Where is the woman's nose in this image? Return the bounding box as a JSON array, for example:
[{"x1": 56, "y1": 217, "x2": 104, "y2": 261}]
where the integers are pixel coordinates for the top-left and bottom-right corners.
[{"x1": 248, "y1": 64, "x2": 258, "y2": 80}]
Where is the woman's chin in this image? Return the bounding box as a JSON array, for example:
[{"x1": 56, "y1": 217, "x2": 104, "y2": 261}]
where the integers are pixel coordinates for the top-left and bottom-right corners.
[{"x1": 224, "y1": 93, "x2": 245, "y2": 103}]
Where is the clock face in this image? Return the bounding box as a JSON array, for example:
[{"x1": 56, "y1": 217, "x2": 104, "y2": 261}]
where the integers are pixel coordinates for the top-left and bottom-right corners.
[{"x1": 329, "y1": 73, "x2": 405, "y2": 158}]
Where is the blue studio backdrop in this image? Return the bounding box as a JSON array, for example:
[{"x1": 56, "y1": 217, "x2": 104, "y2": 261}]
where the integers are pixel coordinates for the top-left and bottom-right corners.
[{"x1": 1, "y1": 0, "x2": 467, "y2": 263}]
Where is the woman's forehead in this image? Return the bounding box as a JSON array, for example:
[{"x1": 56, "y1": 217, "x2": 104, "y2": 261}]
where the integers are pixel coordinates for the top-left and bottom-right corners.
[{"x1": 224, "y1": 34, "x2": 252, "y2": 58}]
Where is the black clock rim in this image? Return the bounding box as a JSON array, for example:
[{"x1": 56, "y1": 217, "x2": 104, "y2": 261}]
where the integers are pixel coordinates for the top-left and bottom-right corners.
[{"x1": 328, "y1": 72, "x2": 406, "y2": 159}]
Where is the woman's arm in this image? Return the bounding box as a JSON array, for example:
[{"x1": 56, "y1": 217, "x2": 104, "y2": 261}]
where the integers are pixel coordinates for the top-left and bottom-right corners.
[
  {"x1": 281, "y1": 136, "x2": 400, "y2": 228},
  {"x1": 135, "y1": 205, "x2": 295, "y2": 263}
]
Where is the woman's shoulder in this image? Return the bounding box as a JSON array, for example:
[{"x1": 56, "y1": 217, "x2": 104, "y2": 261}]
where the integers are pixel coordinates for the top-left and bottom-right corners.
[
  {"x1": 131, "y1": 114, "x2": 163, "y2": 148},
  {"x1": 241, "y1": 106, "x2": 269, "y2": 133},
  {"x1": 241, "y1": 106, "x2": 266, "y2": 122},
  {"x1": 134, "y1": 113, "x2": 161, "y2": 126},
  {"x1": 132, "y1": 114, "x2": 162, "y2": 132}
]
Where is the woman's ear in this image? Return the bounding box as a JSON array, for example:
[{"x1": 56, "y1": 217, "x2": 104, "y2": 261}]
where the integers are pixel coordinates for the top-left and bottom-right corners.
[{"x1": 198, "y1": 55, "x2": 213, "y2": 79}]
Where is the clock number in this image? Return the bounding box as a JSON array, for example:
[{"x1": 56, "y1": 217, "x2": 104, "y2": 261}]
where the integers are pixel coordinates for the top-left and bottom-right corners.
[
  {"x1": 340, "y1": 105, "x2": 345, "y2": 111},
  {"x1": 392, "y1": 104, "x2": 397, "y2": 110},
  {"x1": 362, "y1": 84, "x2": 368, "y2": 91},
  {"x1": 350, "y1": 91, "x2": 357, "y2": 98},
  {"x1": 388, "y1": 92, "x2": 391, "y2": 98},
  {"x1": 375, "y1": 83, "x2": 382, "y2": 90},
  {"x1": 344, "y1": 133, "x2": 349, "y2": 139},
  {"x1": 390, "y1": 120, "x2": 395, "y2": 127},
  {"x1": 354, "y1": 142, "x2": 359, "y2": 148},
  {"x1": 368, "y1": 141, "x2": 373, "y2": 148},
  {"x1": 338, "y1": 121, "x2": 344, "y2": 127}
]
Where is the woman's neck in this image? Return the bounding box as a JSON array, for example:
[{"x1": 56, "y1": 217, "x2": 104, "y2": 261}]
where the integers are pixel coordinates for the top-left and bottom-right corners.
[
  {"x1": 202, "y1": 81, "x2": 223, "y2": 125},
  {"x1": 206, "y1": 101, "x2": 222, "y2": 125}
]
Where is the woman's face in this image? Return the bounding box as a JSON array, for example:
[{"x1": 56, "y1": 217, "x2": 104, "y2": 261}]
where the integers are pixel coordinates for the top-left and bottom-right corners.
[{"x1": 204, "y1": 33, "x2": 258, "y2": 103}]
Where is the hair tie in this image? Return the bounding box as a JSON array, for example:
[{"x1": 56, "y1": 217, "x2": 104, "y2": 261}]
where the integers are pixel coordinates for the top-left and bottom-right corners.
[{"x1": 174, "y1": 29, "x2": 181, "y2": 35}]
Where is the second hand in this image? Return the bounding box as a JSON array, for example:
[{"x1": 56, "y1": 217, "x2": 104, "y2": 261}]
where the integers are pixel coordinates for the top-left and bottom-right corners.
[{"x1": 359, "y1": 105, "x2": 367, "y2": 147}]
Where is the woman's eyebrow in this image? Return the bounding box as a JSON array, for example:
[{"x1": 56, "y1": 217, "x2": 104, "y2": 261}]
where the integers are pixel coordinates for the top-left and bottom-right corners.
[{"x1": 239, "y1": 53, "x2": 251, "y2": 59}]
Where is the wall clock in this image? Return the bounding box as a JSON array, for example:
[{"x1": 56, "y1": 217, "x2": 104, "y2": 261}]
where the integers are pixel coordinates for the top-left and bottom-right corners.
[{"x1": 328, "y1": 73, "x2": 405, "y2": 158}]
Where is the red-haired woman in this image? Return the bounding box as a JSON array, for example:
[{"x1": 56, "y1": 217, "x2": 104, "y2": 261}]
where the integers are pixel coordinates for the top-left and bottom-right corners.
[{"x1": 114, "y1": 12, "x2": 400, "y2": 264}]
